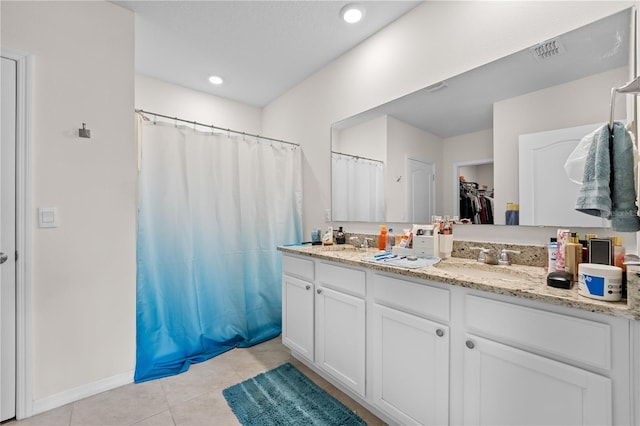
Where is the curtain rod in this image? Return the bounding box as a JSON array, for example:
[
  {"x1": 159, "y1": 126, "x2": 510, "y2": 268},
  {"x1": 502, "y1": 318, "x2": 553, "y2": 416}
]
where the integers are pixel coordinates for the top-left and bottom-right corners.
[
  {"x1": 135, "y1": 109, "x2": 300, "y2": 147},
  {"x1": 332, "y1": 150, "x2": 383, "y2": 164}
]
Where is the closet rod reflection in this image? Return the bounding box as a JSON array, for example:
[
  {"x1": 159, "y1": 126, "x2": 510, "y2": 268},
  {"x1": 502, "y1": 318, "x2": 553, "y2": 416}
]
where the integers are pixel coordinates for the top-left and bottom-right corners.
[{"x1": 135, "y1": 109, "x2": 300, "y2": 147}]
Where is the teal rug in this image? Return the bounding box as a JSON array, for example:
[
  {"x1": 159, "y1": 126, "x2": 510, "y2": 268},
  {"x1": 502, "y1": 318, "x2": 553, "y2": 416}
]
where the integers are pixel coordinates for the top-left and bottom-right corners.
[{"x1": 223, "y1": 363, "x2": 367, "y2": 426}]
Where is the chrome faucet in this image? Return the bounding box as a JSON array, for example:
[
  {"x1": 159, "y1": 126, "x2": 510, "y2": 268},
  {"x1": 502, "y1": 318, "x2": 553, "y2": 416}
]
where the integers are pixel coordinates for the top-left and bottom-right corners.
[
  {"x1": 498, "y1": 249, "x2": 521, "y2": 266},
  {"x1": 470, "y1": 247, "x2": 498, "y2": 265}
]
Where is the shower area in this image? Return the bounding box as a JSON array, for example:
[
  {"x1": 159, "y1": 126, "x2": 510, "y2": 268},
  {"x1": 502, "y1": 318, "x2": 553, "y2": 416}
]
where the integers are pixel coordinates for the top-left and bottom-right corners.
[{"x1": 134, "y1": 110, "x2": 303, "y2": 382}]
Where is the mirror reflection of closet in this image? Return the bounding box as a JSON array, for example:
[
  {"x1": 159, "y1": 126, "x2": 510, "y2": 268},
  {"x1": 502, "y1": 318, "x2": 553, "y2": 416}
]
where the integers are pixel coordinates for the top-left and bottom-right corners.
[{"x1": 456, "y1": 161, "x2": 494, "y2": 224}]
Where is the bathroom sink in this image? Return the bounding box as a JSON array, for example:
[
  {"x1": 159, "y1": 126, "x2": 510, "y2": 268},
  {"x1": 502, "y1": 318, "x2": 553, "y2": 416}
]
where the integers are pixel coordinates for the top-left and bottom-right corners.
[{"x1": 433, "y1": 260, "x2": 537, "y2": 282}]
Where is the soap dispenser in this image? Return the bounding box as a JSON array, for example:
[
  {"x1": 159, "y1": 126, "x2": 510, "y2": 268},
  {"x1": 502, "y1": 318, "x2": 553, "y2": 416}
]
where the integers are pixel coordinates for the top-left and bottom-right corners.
[{"x1": 336, "y1": 227, "x2": 346, "y2": 245}]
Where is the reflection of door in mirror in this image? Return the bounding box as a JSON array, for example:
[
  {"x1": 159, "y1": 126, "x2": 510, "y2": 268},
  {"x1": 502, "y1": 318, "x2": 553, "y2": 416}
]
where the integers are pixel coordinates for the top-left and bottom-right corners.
[
  {"x1": 406, "y1": 158, "x2": 435, "y2": 223},
  {"x1": 519, "y1": 123, "x2": 610, "y2": 227}
]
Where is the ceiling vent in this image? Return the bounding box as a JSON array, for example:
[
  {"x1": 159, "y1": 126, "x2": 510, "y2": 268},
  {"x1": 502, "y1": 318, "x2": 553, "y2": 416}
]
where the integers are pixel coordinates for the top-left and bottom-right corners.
[{"x1": 531, "y1": 38, "x2": 565, "y2": 60}]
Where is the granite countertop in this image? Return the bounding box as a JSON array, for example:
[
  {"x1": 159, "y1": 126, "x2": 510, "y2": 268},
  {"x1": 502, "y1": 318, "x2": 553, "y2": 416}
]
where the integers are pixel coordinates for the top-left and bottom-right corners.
[{"x1": 279, "y1": 244, "x2": 638, "y2": 320}]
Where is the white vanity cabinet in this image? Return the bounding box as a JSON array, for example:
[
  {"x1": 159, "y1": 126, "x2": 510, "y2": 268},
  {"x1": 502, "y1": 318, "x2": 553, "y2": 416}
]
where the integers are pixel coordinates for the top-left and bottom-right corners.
[
  {"x1": 371, "y1": 274, "x2": 450, "y2": 425},
  {"x1": 463, "y1": 335, "x2": 611, "y2": 425},
  {"x1": 280, "y1": 251, "x2": 633, "y2": 426},
  {"x1": 281, "y1": 255, "x2": 314, "y2": 362},
  {"x1": 461, "y1": 295, "x2": 627, "y2": 426},
  {"x1": 315, "y1": 261, "x2": 366, "y2": 397}
]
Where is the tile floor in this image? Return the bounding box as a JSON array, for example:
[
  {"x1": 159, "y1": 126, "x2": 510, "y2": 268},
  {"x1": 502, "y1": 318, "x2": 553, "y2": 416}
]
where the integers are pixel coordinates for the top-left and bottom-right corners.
[{"x1": 8, "y1": 336, "x2": 385, "y2": 426}]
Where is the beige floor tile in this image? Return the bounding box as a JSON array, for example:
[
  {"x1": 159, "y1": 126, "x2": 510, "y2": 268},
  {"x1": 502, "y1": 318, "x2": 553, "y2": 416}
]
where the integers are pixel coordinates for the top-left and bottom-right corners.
[
  {"x1": 130, "y1": 409, "x2": 175, "y2": 426},
  {"x1": 170, "y1": 391, "x2": 239, "y2": 426},
  {"x1": 12, "y1": 337, "x2": 383, "y2": 426},
  {"x1": 13, "y1": 404, "x2": 72, "y2": 426},
  {"x1": 70, "y1": 380, "x2": 168, "y2": 426}
]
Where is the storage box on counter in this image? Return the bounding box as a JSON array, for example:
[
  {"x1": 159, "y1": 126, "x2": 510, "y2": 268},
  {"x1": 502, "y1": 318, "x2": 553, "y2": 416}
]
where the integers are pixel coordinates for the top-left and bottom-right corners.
[{"x1": 391, "y1": 235, "x2": 439, "y2": 257}]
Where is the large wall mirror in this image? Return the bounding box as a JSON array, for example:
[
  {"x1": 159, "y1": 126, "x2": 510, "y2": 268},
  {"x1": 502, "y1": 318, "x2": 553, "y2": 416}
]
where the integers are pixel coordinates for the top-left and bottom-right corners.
[{"x1": 331, "y1": 8, "x2": 634, "y2": 226}]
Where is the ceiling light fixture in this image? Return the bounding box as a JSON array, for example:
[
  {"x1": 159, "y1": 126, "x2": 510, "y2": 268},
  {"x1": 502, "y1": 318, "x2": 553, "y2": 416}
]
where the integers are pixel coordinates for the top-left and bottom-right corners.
[
  {"x1": 208, "y1": 75, "x2": 224, "y2": 85},
  {"x1": 340, "y1": 4, "x2": 364, "y2": 24}
]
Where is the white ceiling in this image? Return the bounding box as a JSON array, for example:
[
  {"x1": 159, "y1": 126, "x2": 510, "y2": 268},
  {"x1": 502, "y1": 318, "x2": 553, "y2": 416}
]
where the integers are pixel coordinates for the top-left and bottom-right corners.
[{"x1": 112, "y1": 0, "x2": 422, "y2": 107}]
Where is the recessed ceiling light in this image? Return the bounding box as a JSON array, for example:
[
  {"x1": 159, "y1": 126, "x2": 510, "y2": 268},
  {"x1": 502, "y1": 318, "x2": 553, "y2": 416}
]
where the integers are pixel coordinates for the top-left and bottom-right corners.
[
  {"x1": 340, "y1": 4, "x2": 364, "y2": 24},
  {"x1": 208, "y1": 75, "x2": 224, "y2": 85}
]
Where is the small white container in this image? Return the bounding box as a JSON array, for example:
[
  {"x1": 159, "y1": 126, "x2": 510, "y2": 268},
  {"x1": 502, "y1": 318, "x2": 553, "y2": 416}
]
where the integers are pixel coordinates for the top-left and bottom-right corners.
[{"x1": 577, "y1": 263, "x2": 623, "y2": 301}]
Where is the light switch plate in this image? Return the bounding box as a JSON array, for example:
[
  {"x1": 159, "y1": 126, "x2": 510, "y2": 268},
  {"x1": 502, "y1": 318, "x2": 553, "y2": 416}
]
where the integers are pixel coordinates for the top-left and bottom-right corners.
[{"x1": 38, "y1": 207, "x2": 59, "y2": 228}]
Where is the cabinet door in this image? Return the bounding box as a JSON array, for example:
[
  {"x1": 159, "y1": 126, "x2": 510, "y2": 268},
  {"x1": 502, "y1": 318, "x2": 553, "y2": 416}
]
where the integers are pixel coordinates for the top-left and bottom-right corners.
[
  {"x1": 463, "y1": 335, "x2": 612, "y2": 426},
  {"x1": 315, "y1": 286, "x2": 366, "y2": 396},
  {"x1": 372, "y1": 304, "x2": 449, "y2": 426},
  {"x1": 282, "y1": 275, "x2": 314, "y2": 362}
]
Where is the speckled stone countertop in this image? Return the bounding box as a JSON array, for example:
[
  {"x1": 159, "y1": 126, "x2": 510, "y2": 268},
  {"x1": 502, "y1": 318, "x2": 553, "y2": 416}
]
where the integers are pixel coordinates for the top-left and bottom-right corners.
[{"x1": 279, "y1": 244, "x2": 638, "y2": 320}]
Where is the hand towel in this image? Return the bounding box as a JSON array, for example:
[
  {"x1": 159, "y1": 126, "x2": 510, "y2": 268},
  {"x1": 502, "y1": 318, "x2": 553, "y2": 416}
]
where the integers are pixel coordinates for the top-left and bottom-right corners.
[
  {"x1": 575, "y1": 122, "x2": 640, "y2": 232},
  {"x1": 575, "y1": 125, "x2": 612, "y2": 218},
  {"x1": 610, "y1": 122, "x2": 640, "y2": 231}
]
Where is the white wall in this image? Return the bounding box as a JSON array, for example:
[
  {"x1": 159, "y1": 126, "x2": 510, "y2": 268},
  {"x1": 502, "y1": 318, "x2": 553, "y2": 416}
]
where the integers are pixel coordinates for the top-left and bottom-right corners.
[
  {"x1": 332, "y1": 115, "x2": 386, "y2": 160},
  {"x1": 135, "y1": 75, "x2": 263, "y2": 134},
  {"x1": 1, "y1": 0, "x2": 136, "y2": 409},
  {"x1": 263, "y1": 1, "x2": 635, "y2": 238}
]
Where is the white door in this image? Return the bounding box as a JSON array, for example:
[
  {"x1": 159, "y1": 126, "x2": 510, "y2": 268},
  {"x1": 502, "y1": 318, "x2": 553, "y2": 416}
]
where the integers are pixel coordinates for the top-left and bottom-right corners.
[
  {"x1": 463, "y1": 335, "x2": 612, "y2": 425},
  {"x1": 372, "y1": 304, "x2": 449, "y2": 425},
  {"x1": 315, "y1": 286, "x2": 366, "y2": 397},
  {"x1": 407, "y1": 158, "x2": 435, "y2": 223},
  {"x1": 281, "y1": 275, "x2": 314, "y2": 362},
  {"x1": 519, "y1": 123, "x2": 608, "y2": 227},
  {"x1": 0, "y1": 56, "x2": 17, "y2": 422}
]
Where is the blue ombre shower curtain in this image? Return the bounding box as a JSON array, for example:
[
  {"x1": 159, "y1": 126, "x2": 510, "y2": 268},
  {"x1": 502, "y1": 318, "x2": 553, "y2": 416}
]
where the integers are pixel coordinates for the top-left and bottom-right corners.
[{"x1": 135, "y1": 119, "x2": 302, "y2": 382}]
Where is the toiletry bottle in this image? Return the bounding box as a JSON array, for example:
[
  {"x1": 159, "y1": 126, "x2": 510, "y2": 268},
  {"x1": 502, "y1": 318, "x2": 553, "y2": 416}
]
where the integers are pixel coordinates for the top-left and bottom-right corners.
[
  {"x1": 378, "y1": 225, "x2": 388, "y2": 251},
  {"x1": 612, "y1": 236, "x2": 626, "y2": 298},
  {"x1": 545, "y1": 238, "x2": 557, "y2": 273},
  {"x1": 387, "y1": 228, "x2": 395, "y2": 251},
  {"x1": 579, "y1": 240, "x2": 589, "y2": 263},
  {"x1": 336, "y1": 226, "x2": 346, "y2": 245},
  {"x1": 565, "y1": 233, "x2": 582, "y2": 282}
]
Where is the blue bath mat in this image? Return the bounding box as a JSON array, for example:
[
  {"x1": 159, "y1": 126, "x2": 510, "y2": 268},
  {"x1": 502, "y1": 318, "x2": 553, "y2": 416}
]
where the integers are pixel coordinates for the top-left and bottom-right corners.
[{"x1": 223, "y1": 363, "x2": 367, "y2": 426}]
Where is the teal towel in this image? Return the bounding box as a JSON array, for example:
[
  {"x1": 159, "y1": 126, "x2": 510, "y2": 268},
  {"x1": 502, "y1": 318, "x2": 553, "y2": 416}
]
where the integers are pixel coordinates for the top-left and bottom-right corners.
[
  {"x1": 575, "y1": 125, "x2": 611, "y2": 218},
  {"x1": 611, "y1": 122, "x2": 640, "y2": 231},
  {"x1": 575, "y1": 122, "x2": 640, "y2": 232}
]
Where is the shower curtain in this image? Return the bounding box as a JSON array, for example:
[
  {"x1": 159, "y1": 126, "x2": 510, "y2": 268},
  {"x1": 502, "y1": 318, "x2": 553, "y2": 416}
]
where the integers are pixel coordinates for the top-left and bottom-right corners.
[
  {"x1": 331, "y1": 152, "x2": 385, "y2": 222},
  {"x1": 135, "y1": 119, "x2": 302, "y2": 382}
]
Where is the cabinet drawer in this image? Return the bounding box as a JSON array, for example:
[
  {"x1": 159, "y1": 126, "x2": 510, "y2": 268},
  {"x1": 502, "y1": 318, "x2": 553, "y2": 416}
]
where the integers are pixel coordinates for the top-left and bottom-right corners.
[
  {"x1": 283, "y1": 255, "x2": 314, "y2": 281},
  {"x1": 466, "y1": 295, "x2": 611, "y2": 370},
  {"x1": 373, "y1": 274, "x2": 449, "y2": 323},
  {"x1": 316, "y1": 262, "x2": 365, "y2": 297}
]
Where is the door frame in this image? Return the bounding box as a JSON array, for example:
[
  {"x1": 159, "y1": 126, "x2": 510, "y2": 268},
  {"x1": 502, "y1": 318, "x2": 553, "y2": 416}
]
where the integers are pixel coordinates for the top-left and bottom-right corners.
[{"x1": 2, "y1": 48, "x2": 33, "y2": 420}]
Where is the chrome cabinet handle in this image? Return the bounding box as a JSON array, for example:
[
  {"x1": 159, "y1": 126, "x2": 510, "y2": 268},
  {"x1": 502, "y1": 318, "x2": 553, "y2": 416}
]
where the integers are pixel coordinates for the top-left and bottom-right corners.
[
  {"x1": 316, "y1": 289, "x2": 322, "y2": 294},
  {"x1": 465, "y1": 340, "x2": 475, "y2": 349},
  {"x1": 305, "y1": 285, "x2": 311, "y2": 290},
  {"x1": 435, "y1": 329, "x2": 444, "y2": 337},
  {"x1": 0, "y1": 253, "x2": 8, "y2": 264}
]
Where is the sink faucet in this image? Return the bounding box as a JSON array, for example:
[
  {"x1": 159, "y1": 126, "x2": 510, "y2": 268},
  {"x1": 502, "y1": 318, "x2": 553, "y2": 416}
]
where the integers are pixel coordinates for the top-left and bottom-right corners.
[
  {"x1": 498, "y1": 249, "x2": 521, "y2": 266},
  {"x1": 470, "y1": 247, "x2": 498, "y2": 265}
]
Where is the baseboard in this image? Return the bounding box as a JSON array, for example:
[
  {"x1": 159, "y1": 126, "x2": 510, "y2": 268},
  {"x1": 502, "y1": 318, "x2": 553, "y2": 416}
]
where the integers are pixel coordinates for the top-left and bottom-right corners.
[{"x1": 30, "y1": 370, "x2": 134, "y2": 417}]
